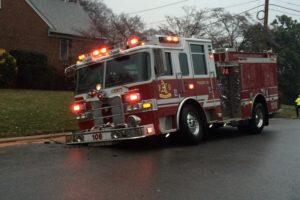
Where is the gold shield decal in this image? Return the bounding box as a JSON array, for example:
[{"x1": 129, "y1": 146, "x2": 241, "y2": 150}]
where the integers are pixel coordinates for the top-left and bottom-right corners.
[{"x1": 158, "y1": 80, "x2": 172, "y2": 99}]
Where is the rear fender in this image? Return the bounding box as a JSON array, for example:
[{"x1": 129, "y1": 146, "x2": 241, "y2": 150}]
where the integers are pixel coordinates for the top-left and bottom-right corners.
[{"x1": 252, "y1": 93, "x2": 269, "y2": 126}]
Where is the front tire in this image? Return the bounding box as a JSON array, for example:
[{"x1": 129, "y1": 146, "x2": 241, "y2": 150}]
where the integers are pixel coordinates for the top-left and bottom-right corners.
[{"x1": 180, "y1": 105, "x2": 204, "y2": 144}]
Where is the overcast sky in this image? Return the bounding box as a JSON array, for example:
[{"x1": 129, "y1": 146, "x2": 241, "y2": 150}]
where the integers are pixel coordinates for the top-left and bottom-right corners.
[{"x1": 103, "y1": 0, "x2": 300, "y2": 28}]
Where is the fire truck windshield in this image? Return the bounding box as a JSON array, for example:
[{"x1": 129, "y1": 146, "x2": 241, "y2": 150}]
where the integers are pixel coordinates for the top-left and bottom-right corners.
[
  {"x1": 105, "y1": 52, "x2": 151, "y2": 88},
  {"x1": 76, "y1": 63, "x2": 104, "y2": 94},
  {"x1": 75, "y1": 52, "x2": 151, "y2": 94}
]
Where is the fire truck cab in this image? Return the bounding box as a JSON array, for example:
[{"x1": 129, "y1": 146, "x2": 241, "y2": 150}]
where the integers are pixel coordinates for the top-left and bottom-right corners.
[{"x1": 65, "y1": 35, "x2": 278, "y2": 145}]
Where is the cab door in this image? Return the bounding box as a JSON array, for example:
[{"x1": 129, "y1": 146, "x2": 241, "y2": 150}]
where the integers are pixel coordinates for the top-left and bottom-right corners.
[
  {"x1": 187, "y1": 42, "x2": 219, "y2": 111},
  {"x1": 188, "y1": 42, "x2": 210, "y2": 102},
  {"x1": 173, "y1": 51, "x2": 196, "y2": 99},
  {"x1": 154, "y1": 48, "x2": 181, "y2": 133}
]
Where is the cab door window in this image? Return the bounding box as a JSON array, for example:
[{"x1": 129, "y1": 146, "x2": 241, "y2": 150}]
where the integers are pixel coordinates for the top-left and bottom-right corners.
[
  {"x1": 190, "y1": 44, "x2": 207, "y2": 75},
  {"x1": 179, "y1": 53, "x2": 189, "y2": 76},
  {"x1": 163, "y1": 52, "x2": 173, "y2": 76}
]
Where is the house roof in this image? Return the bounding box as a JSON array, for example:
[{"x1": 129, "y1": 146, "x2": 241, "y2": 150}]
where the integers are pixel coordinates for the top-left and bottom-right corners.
[{"x1": 26, "y1": 0, "x2": 95, "y2": 37}]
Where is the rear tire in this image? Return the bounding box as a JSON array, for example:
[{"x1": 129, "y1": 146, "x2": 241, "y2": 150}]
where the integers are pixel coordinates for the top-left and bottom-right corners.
[
  {"x1": 179, "y1": 105, "x2": 204, "y2": 144},
  {"x1": 249, "y1": 103, "x2": 265, "y2": 134}
]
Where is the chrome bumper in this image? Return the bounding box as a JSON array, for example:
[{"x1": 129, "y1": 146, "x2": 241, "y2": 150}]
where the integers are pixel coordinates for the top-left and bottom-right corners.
[{"x1": 66, "y1": 124, "x2": 155, "y2": 145}]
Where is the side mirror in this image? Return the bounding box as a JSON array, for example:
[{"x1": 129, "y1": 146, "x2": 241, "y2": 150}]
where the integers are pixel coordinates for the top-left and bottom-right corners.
[{"x1": 65, "y1": 64, "x2": 76, "y2": 78}]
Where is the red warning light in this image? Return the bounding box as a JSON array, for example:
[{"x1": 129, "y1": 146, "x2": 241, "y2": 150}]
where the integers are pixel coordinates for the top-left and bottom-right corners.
[
  {"x1": 71, "y1": 103, "x2": 83, "y2": 113},
  {"x1": 127, "y1": 36, "x2": 141, "y2": 48},
  {"x1": 125, "y1": 91, "x2": 141, "y2": 104},
  {"x1": 130, "y1": 38, "x2": 139, "y2": 45}
]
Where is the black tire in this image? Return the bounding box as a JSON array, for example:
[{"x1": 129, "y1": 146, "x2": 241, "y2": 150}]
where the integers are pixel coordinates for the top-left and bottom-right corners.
[
  {"x1": 249, "y1": 103, "x2": 265, "y2": 134},
  {"x1": 179, "y1": 105, "x2": 204, "y2": 144}
]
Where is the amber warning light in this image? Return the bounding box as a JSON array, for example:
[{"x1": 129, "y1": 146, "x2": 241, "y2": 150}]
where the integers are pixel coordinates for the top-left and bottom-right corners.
[
  {"x1": 92, "y1": 50, "x2": 100, "y2": 57},
  {"x1": 78, "y1": 54, "x2": 86, "y2": 61},
  {"x1": 91, "y1": 47, "x2": 109, "y2": 58}
]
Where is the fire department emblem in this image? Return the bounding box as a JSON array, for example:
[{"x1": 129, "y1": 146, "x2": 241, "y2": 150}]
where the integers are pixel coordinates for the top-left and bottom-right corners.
[{"x1": 158, "y1": 80, "x2": 172, "y2": 99}]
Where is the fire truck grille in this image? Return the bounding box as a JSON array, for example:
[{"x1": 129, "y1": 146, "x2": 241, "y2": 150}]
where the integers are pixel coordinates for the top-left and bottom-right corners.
[{"x1": 90, "y1": 97, "x2": 124, "y2": 126}]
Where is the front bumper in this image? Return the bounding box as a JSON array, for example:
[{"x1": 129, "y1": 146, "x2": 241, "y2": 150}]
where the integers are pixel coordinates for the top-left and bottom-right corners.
[{"x1": 66, "y1": 124, "x2": 155, "y2": 145}]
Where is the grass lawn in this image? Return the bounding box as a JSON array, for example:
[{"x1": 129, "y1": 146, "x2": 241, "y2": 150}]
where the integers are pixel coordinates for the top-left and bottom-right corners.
[
  {"x1": 0, "y1": 89, "x2": 78, "y2": 138},
  {"x1": 277, "y1": 104, "x2": 297, "y2": 118}
]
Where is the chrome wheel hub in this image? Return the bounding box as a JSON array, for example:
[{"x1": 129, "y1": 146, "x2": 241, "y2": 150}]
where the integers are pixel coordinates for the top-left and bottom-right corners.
[
  {"x1": 187, "y1": 113, "x2": 200, "y2": 136},
  {"x1": 255, "y1": 109, "x2": 264, "y2": 128}
]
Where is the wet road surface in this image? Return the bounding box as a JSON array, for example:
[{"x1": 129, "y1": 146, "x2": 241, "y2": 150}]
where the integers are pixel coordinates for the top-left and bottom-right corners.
[{"x1": 0, "y1": 118, "x2": 299, "y2": 200}]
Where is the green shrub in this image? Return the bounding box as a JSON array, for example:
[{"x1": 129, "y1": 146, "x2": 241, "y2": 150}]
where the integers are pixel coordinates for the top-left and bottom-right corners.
[
  {"x1": 0, "y1": 49, "x2": 18, "y2": 88},
  {"x1": 9, "y1": 50, "x2": 67, "y2": 90}
]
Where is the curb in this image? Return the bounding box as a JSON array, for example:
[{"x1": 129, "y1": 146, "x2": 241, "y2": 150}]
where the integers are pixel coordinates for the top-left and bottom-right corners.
[{"x1": 0, "y1": 132, "x2": 70, "y2": 144}]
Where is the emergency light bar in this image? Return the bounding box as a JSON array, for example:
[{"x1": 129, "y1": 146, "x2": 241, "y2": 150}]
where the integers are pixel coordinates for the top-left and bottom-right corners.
[
  {"x1": 75, "y1": 35, "x2": 181, "y2": 64},
  {"x1": 91, "y1": 47, "x2": 109, "y2": 58},
  {"x1": 159, "y1": 36, "x2": 180, "y2": 44}
]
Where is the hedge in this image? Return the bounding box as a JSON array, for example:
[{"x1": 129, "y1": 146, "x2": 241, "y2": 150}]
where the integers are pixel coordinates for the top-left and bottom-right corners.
[{"x1": 9, "y1": 50, "x2": 69, "y2": 90}]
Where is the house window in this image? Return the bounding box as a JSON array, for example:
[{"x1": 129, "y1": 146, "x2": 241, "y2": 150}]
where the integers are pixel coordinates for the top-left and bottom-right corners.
[{"x1": 60, "y1": 39, "x2": 69, "y2": 60}]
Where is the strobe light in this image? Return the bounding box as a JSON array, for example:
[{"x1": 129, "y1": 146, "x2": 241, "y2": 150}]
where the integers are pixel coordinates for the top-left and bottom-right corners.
[
  {"x1": 127, "y1": 36, "x2": 141, "y2": 48},
  {"x1": 125, "y1": 91, "x2": 141, "y2": 104},
  {"x1": 71, "y1": 103, "x2": 84, "y2": 113}
]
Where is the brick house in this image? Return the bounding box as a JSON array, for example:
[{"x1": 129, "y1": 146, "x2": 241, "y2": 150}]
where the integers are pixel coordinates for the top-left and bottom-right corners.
[{"x1": 0, "y1": 0, "x2": 105, "y2": 74}]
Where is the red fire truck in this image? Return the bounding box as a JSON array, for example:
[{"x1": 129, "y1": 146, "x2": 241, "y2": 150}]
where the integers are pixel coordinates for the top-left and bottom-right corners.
[{"x1": 65, "y1": 35, "x2": 279, "y2": 145}]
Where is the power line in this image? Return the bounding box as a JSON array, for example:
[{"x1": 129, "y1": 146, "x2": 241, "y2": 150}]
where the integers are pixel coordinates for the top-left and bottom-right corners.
[
  {"x1": 146, "y1": 1, "x2": 263, "y2": 25},
  {"x1": 270, "y1": 4, "x2": 300, "y2": 13},
  {"x1": 224, "y1": 0, "x2": 261, "y2": 9},
  {"x1": 202, "y1": 4, "x2": 264, "y2": 28},
  {"x1": 147, "y1": 19, "x2": 169, "y2": 25},
  {"x1": 272, "y1": 0, "x2": 300, "y2": 7},
  {"x1": 270, "y1": 8, "x2": 300, "y2": 17},
  {"x1": 127, "y1": 0, "x2": 189, "y2": 15}
]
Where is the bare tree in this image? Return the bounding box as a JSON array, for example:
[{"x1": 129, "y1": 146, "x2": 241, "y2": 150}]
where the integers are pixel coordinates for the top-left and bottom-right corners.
[
  {"x1": 206, "y1": 8, "x2": 252, "y2": 48},
  {"x1": 79, "y1": 0, "x2": 145, "y2": 46},
  {"x1": 79, "y1": 0, "x2": 113, "y2": 37},
  {"x1": 158, "y1": 6, "x2": 209, "y2": 38},
  {"x1": 109, "y1": 13, "x2": 145, "y2": 46}
]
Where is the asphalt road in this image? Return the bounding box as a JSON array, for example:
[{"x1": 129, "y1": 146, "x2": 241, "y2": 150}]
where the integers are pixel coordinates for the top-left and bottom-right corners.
[{"x1": 0, "y1": 118, "x2": 300, "y2": 200}]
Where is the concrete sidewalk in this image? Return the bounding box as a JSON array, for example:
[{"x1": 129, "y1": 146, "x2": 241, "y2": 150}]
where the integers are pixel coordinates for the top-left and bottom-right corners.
[{"x1": 0, "y1": 133, "x2": 69, "y2": 148}]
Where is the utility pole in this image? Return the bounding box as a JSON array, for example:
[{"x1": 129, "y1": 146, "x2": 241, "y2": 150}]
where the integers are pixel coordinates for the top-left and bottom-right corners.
[{"x1": 263, "y1": 0, "x2": 269, "y2": 49}]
